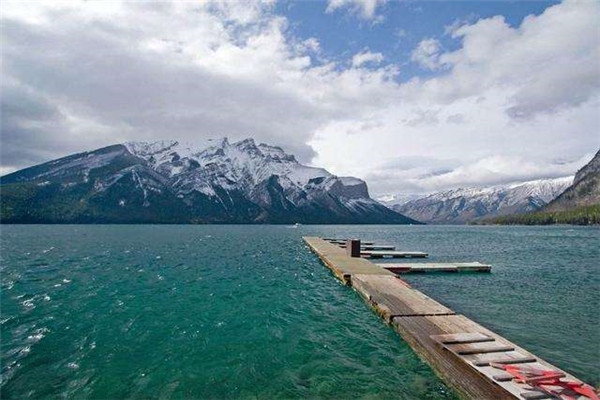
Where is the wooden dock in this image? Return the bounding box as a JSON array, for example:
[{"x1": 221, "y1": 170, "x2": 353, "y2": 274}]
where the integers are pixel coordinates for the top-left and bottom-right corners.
[
  {"x1": 303, "y1": 237, "x2": 595, "y2": 400},
  {"x1": 378, "y1": 262, "x2": 491, "y2": 273}
]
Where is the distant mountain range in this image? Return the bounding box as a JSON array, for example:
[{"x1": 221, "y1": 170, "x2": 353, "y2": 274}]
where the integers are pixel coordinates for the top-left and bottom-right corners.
[
  {"x1": 484, "y1": 150, "x2": 600, "y2": 225},
  {"x1": 381, "y1": 177, "x2": 572, "y2": 224},
  {"x1": 0, "y1": 138, "x2": 416, "y2": 224}
]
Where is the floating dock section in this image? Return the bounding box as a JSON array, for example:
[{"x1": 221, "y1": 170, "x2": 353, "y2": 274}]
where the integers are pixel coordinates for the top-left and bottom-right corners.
[
  {"x1": 361, "y1": 250, "x2": 429, "y2": 259},
  {"x1": 378, "y1": 262, "x2": 491, "y2": 274},
  {"x1": 303, "y1": 237, "x2": 595, "y2": 400},
  {"x1": 325, "y1": 238, "x2": 375, "y2": 245},
  {"x1": 338, "y1": 244, "x2": 397, "y2": 251}
]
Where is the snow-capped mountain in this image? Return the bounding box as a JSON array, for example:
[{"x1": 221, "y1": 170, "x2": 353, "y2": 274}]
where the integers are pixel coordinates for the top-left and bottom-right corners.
[
  {"x1": 0, "y1": 138, "x2": 416, "y2": 224},
  {"x1": 382, "y1": 177, "x2": 572, "y2": 224}
]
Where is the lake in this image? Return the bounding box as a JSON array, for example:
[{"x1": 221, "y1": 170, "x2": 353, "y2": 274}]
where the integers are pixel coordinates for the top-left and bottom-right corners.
[{"x1": 1, "y1": 225, "x2": 598, "y2": 398}]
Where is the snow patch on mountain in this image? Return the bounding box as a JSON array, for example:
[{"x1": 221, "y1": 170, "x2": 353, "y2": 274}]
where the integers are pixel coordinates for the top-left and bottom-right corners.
[
  {"x1": 118, "y1": 137, "x2": 405, "y2": 222},
  {"x1": 377, "y1": 193, "x2": 423, "y2": 206},
  {"x1": 124, "y1": 138, "x2": 334, "y2": 190}
]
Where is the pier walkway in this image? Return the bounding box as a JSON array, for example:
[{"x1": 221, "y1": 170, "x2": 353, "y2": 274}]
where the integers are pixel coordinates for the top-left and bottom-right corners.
[{"x1": 303, "y1": 236, "x2": 595, "y2": 400}]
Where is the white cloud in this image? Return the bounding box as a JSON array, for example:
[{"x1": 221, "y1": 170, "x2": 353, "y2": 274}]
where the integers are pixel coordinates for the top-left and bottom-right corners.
[
  {"x1": 411, "y1": 38, "x2": 442, "y2": 70},
  {"x1": 446, "y1": 114, "x2": 465, "y2": 124},
  {"x1": 0, "y1": 0, "x2": 398, "y2": 168},
  {"x1": 351, "y1": 50, "x2": 384, "y2": 67},
  {"x1": 312, "y1": 0, "x2": 600, "y2": 195},
  {"x1": 1, "y1": 0, "x2": 599, "y2": 198},
  {"x1": 416, "y1": 154, "x2": 592, "y2": 190},
  {"x1": 326, "y1": 0, "x2": 387, "y2": 20},
  {"x1": 444, "y1": 14, "x2": 477, "y2": 36},
  {"x1": 299, "y1": 37, "x2": 321, "y2": 54},
  {"x1": 208, "y1": 0, "x2": 276, "y2": 25},
  {"x1": 310, "y1": 86, "x2": 599, "y2": 195},
  {"x1": 419, "y1": 0, "x2": 600, "y2": 118}
]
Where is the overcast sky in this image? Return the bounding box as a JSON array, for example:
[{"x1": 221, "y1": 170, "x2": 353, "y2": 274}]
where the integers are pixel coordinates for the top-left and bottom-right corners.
[{"x1": 1, "y1": 0, "x2": 599, "y2": 197}]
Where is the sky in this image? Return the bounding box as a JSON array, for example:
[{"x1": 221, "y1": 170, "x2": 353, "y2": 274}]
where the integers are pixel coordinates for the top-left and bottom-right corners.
[{"x1": 1, "y1": 0, "x2": 599, "y2": 197}]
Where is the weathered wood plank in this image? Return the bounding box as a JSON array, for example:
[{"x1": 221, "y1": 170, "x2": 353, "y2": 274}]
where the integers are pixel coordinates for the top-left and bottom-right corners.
[
  {"x1": 472, "y1": 356, "x2": 537, "y2": 367},
  {"x1": 521, "y1": 392, "x2": 554, "y2": 399},
  {"x1": 352, "y1": 274, "x2": 455, "y2": 322},
  {"x1": 452, "y1": 343, "x2": 516, "y2": 355},
  {"x1": 431, "y1": 332, "x2": 494, "y2": 345},
  {"x1": 303, "y1": 237, "x2": 393, "y2": 284},
  {"x1": 493, "y1": 372, "x2": 517, "y2": 382}
]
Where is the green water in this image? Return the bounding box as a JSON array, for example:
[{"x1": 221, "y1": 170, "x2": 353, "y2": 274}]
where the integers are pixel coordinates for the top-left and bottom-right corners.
[{"x1": 1, "y1": 225, "x2": 598, "y2": 399}]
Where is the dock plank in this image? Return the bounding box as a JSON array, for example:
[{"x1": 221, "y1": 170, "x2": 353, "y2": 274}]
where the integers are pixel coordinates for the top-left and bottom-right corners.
[
  {"x1": 451, "y1": 342, "x2": 515, "y2": 355},
  {"x1": 471, "y1": 355, "x2": 537, "y2": 367},
  {"x1": 304, "y1": 237, "x2": 393, "y2": 284},
  {"x1": 352, "y1": 274, "x2": 455, "y2": 322},
  {"x1": 432, "y1": 332, "x2": 494, "y2": 345}
]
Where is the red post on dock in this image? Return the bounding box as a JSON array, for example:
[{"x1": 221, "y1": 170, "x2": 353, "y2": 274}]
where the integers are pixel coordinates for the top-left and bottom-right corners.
[{"x1": 346, "y1": 239, "x2": 361, "y2": 257}]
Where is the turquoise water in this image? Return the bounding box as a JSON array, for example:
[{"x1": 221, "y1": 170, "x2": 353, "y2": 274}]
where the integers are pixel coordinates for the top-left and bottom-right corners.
[{"x1": 1, "y1": 225, "x2": 598, "y2": 399}]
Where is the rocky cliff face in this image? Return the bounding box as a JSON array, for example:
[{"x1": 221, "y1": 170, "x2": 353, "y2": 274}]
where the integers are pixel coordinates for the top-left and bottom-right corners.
[
  {"x1": 383, "y1": 177, "x2": 572, "y2": 224},
  {"x1": 544, "y1": 150, "x2": 600, "y2": 212},
  {"x1": 0, "y1": 138, "x2": 416, "y2": 224}
]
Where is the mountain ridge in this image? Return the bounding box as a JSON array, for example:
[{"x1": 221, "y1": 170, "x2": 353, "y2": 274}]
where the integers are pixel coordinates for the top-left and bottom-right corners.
[
  {"x1": 381, "y1": 177, "x2": 572, "y2": 224},
  {"x1": 482, "y1": 150, "x2": 600, "y2": 225},
  {"x1": 0, "y1": 138, "x2": 416, "y2": 225},
  {"x1": 543, "y1": 150, "x2": 600, "y2": 212}
]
